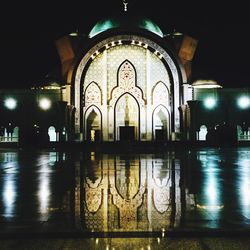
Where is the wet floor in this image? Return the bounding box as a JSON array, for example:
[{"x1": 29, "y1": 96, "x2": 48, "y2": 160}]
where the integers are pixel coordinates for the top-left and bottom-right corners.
[{"x1": 1, "y1": 147, "x2": 250, "y2": 237}]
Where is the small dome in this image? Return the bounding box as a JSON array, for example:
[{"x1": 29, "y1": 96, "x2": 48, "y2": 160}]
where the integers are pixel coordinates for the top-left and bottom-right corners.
[{"x1": 89, "y1": 17, "x2": 164, "y2": 38}]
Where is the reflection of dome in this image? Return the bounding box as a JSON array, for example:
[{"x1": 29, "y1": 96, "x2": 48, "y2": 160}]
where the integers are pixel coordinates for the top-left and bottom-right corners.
[
  {"x1": 89, "y1": 17, "x2": 164, "y2": 38},
  {"x1": 192, "y1": 80, "x2": 222, "y2": 89}
]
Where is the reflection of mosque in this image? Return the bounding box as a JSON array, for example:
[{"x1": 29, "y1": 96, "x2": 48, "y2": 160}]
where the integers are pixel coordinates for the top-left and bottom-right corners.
[
  {"x1": 2, "y1": 149, "x2": 250, "y2": 237},
  {"x1": 76, "y1": 153, "x2": 182, "y2": 232}
]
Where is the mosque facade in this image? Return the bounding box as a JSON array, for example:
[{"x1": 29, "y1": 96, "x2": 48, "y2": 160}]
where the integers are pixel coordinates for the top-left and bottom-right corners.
[
  {"x1": 63, "y1": 17, "x2": 195, "y2": 142},
  {"x1": 0, "y1": 17, "x2": 249, "y2": 146}
]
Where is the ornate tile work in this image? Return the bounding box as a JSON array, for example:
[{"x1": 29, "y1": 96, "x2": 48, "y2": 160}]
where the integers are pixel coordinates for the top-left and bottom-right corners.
[
  {"x1": 152, "y1": 81, "x2": 169, "y2": 106},
  {"x1": 107, "y1": 45, "x2": 146, "y2": 99},
  {"x1": 84, "y1": 82, "x2": 102, "y2": 107},
  {"x1": 149, "y1": 53, "x2": 170, "y2": 90},
  {"x1": 84, "y1": 54, "x2": 105, "y2": 92}
]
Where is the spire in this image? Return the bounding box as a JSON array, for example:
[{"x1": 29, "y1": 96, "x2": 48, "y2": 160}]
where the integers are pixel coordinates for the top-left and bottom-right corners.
[{"x1": 123, "y1": 0, "x2": 128, "y2": 12}]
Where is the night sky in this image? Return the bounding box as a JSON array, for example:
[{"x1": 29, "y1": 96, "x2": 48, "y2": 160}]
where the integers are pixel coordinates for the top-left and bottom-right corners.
[{"x1": 0, "y1": 0, "x2": 249, "y2": 88}]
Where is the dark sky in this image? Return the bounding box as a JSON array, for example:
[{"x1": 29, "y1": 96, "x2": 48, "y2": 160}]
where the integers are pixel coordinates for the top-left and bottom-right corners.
[{"x1": 0, "y1": 0, "x2": 249, "y2": 88}]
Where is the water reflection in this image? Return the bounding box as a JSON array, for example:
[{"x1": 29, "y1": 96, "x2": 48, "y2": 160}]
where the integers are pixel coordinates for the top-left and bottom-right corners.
[
  {"x1": 81, "y1": 153, "x2": 180, "y2": 232},
  {"x1": 239, "y1": 158, "x2": 250, "y2": 219},
  {"x1": 196, "y1": 152, "x2": 223, "y2": 216},
  {"x1": 1, "y1": 148, "x2": 250, "y2": 234},
  {"x1": 2, "y1": 164, "x2": 17, "y2": 217}
]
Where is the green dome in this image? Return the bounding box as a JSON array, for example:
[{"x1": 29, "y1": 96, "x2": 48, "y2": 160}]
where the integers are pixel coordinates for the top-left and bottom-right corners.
[{"x1": 89, "y1": 17, "x2": 164, "y2": 38}]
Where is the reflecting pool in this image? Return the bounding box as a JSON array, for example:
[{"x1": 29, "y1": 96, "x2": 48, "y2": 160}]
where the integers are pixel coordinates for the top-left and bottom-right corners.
[{"x1": 0, "y1": 148, "x2": 250, "y2": 236}]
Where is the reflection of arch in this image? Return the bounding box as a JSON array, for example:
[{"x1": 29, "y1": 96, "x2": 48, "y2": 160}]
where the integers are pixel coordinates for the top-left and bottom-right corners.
[
  {"x1": 152, "y1": 160, "x2": 171, "y2": 213},
  {"x1": 198, "y1": 125, "x2": 208, "y2": 141},
  {"x1": 110, "y1": 157, "x2": 145, "y2": 229},
  {"x1": 152, "y1": 81, "x2": 170, "y2": 105},
  {"x1": 114, "y1": 93, "x2": 140, "y2": 141},
  {"x1": 84, "y1": 105, "x2": 102, "y2": 141},
  {"x1": 48, "y1": 126, "x2": 57, "y2": 142},
  {"x1": 84, "y1": 81, "x2": 102, "y2": 106},
  {"x1": 152, "y1": 105, "x2": 170, "y2": 141},
  {"x1": 85, "y1": 172, "x2": 103, "y2": 213}
]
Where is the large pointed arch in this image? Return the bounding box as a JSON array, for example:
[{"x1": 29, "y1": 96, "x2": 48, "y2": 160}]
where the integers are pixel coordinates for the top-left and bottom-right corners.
[{"x1": 109, "y1": 60, "x2": 146, "y2": 106}]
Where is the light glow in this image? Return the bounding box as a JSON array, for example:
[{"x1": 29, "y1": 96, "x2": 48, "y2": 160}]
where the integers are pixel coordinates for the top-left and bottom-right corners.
[
  {"x1": 238, "y1": 96, "x2": 250, "y2": 109},
  {"x1": 39, "y1": 98, "x2": 51, "y2": 110},
  {"x1": 192, "y1": 80, "x2": 222, "y2": 89},
  {"x1": 4, "y1": 98, "x2": 17, "y2": 110},
  {"x1": 196, "y1": 204, "x2": 224, "y2": 211},
  {"x1": 204, "y1": 97, "x2": 216, "y2": 109}
]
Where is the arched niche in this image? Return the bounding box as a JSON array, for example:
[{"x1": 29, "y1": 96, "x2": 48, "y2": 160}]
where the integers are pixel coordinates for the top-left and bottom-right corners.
[
  {"x1": 198, "y1": 125, "x2": 208, "y2": 141},
  {"x1": 85, "y1": 106, "x2": 102, "y2": 141},
  {"x1": 114, "y1": 93, "x2": 139, "y2": 141},
  {"x1": 48, "y1": 126, "x2": 57, "y2": 142},
  {"x1": 152, "y1": 105, "x2": 170, "y2": 141}
]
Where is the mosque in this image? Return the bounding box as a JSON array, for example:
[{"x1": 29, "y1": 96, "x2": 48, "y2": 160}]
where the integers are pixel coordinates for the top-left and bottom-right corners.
[{"x1": 0, "y1": 14, "x2": 249, "y2": 146}]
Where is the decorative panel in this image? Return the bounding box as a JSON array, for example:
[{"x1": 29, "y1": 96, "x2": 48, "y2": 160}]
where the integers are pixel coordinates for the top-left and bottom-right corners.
[
  {"x1": 107, "y1": 45, "x2": 146, "y2": 99},
  {"x1": 84, "y1": 54, "x2": 105, "y2": 92},
  {"x1": 149, "y1": 53, "x2": 170, "y2": 90},
  {"x1": 84, "y1": 82, "x2": 102, "y2": 107},
  {"x1": 152, "y1": 81, "x2": 169, "y2": 105}
]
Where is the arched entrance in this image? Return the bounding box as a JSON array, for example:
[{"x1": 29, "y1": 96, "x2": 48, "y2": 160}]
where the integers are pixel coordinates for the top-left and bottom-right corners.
[
  {"x1": 152, "y1": 105, "x2": 170, "y2": 141},
  {"x1": 85, "y1": 106, "x2": 102, "y2": 142},
  {"x1": 198, "y1": 125, "x2": 208, "y2": 141},
  {"x1": 115, "y1": 93, "x2": 139, "y2": 141},
  {"x1": 48, "y1": 126, "x2": 57, "y2": 142}
]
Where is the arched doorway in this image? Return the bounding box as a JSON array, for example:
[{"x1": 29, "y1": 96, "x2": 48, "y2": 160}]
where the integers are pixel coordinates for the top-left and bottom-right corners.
[
  {"x1": 48, "y1": 126, "x2": 57, "y2": 142},
  {"x1": 152, "y1": 105, "x2": 170, "y2": 141},
  {"x1": 115, "y1": 93, "x2": 139, "y2": 141},
  {"x1": 198, "y1": 125, "x2": 208, "y2": 141},
  {"x1": 85, "y1": 106, "x2": 102, "y2": 142}
]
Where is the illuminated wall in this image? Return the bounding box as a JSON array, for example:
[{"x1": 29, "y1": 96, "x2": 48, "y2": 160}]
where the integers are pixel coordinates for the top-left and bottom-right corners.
[{"x1": 74, "y1": 35, "x2": 185, "y2": 141}]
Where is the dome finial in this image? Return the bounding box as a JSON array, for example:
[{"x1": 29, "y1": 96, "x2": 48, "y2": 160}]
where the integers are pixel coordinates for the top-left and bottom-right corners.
[{"x1": 123, "y1": 0, "x2": 128, "y2": 12}]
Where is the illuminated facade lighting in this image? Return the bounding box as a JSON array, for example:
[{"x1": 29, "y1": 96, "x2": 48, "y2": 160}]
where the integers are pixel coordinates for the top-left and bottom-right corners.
[
  {"x1": 238, "y1": 96, "x2": 250, "y2": 109},
  {"x1": 4, "y1": 98, "x2": 17, "y2": 110},
  {"x1": 39, "y1": 98, "x2": 51, "y2": 110},
  {"x1": 69, "y1": 31, "x2": 78, "y2": 36},
  {"x1": 192, "y1": 80, "x2": 222, "y2": 89}
]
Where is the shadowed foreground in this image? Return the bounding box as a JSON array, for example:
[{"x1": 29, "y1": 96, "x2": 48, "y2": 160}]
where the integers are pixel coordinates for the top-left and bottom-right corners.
[{"x1": 1, "y1": 237, "x2": 250, "y2": 250}]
